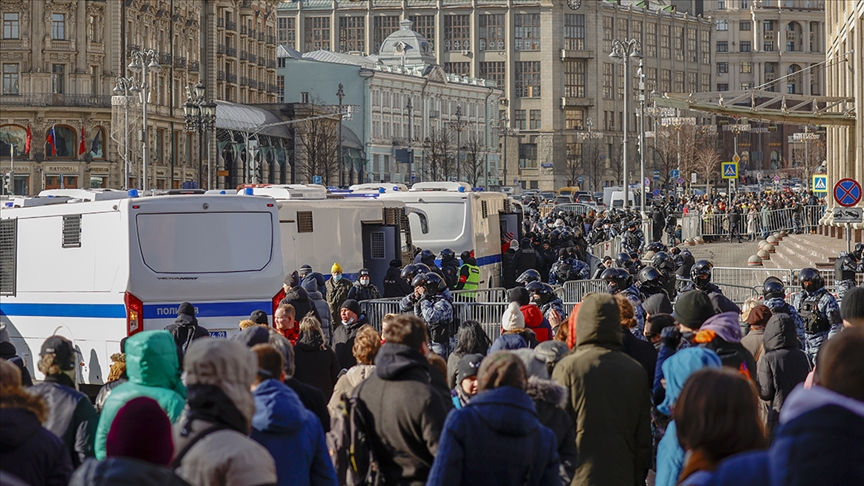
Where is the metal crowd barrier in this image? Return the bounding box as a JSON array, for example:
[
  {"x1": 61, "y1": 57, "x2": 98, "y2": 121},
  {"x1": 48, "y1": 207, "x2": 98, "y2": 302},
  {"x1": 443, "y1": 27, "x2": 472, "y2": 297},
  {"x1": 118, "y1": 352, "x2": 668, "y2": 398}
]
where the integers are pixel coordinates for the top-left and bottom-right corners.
[
  {"x1": 711, "y1": 267, "x2": 795, "y2": 289},
  {"x1": 557, "y1": 279, "x2": 608, "y2": 303},
  {"x1": 451, "y1": 288, "x2": 508, "y2": 303},
  {"x1": 684, "y1": 206, "x2": 825, "y2": 238},
  {"x1": 712, "y1": 282, "x2": 761, "y2": 305},
  {"x1": 790, "y1": 269, "x2": 864, "y2": 294},
  {"x1": 358, "y1": 299, "x2": 403, "y2": 331},
  {"x1": 454, "y1": 302, "x2": 510, "y2": 338}
]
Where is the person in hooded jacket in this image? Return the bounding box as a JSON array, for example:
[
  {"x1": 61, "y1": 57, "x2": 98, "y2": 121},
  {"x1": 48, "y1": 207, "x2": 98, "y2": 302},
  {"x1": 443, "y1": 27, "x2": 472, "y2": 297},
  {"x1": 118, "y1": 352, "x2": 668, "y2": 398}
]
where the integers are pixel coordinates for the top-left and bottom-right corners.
[
  {"x1": 439, "y1": 249, "x2": 461, "y2": 289},
  {"x1": 266, "y1": 331, "x2": 331, "y2": 433},
  {"x1": 356, "y1": 314, "x2": 450, "y2": 486},
  {"x1": 71, "y1": 397, "x2": 190, "y2": 486},
  {"x1": 281, "y1": 275, "x2": 320, "y2": 323},
  {"x1": 741, "y1": 305, "x2": 771, "y2": 364},
  {"x1": 163, "y1": 302, "x2": 209, "y2": 356},
  {"x1": 327, "y1": 325, "x2": 381, "y2": 415},
  {"x1": 346, "y1": 268, "x2": 382, "y2": 302},
  {"x1": 551, "y1": 293, "x2": 652, "y2": 486},
  {"x1": 95, "y1": 330, "x2": 187, "y2": 460},
  {"x1": 172, "y1": 339, "x2": 277, "y2": 486},
  {"x1": 325, "y1": 263, "x2": 354, "y2": 321},
  {"x1": 427, "y1": 351, "x2": 560, "y2": 486},
  {"x1": 502, "y1": 240, "x2": 520, "y2": 289},
  {"x1": 0, "y1": 359, "x2": 73, "y2": 486},
  {"x1": 249, "y1": 344, "x2": 337, "y2": 486},
  {"x1": 383, "y1": 259, "x2": 413, "y2": 298},
  {"x1": 332, "y1": 299, "x2": 370, "y2": 370},
  {"x1": 492, "y1": 302, "x2": 539, "y2": 350},
  {"x1": 515, "y1": 238, "x2": 540, "y2": 276},
  {"x1": 693, "y1": 312, "x2": 757, "y2": 382},
  {"x1": 299, "y1": 264, "x2": 327, "y2": 299},
  {"x1": 756, "y1": 313, "x2": 811, "y2": 436},
  {"x1": 29, "y1": 336, "x2": 98, "y2": 468},
  {"x1": 292, "y1": 316, "x2": 340, "y2": 400},
  {"x1": 450, "y1": 353, "x2": 483, "y2": 409},
  {"x1": 510, "y1": 287, "x2": 553, "y2": 343},
  {"x1": 301, "y1": 279, "x2": 333, "y2": 345},
  {"x1": 654, "y1": 348, "x2": 722, "y2": 486}
]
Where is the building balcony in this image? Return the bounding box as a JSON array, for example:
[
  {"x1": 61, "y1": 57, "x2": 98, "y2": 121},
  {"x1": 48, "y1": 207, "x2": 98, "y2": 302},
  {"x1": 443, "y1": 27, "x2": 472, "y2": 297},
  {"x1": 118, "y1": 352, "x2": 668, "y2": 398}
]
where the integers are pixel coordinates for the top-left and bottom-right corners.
[
  {"x1": 560, "y1": 97, "x2": 594, "y2": 108},
  {"x1": 227, "y1": 73, "x2": 237, "y2": 84},
  {"x1": 240, "y1": 76, "x2": 248, "y2": 86},
  {"x1": 267, "y1": 59, "x2": 276, "y2": 69},
  {"x1": 239, "y1": 0, "x2": 254, "y2": 13},
  {"x1": 160, "y1": 52, "x2": 172, "y2": 65},
  {"x1": 0, "y1": 93, "x2": 112, "y2": 108},
  {"x1": 174, "y1": 56, "x2": 186, "y2": 69},
  {"x1": 189, "y1": 60, "x2": 200, "y2": 72},
  {"x1": 218, "y1": 18, "x2": 224, "y2": 28},
  {"x1": 217, "y1": 70, "x2": 226, "y2": 81},
  {"x1": 240, "y1": 50, "x2": 248, "y2": 60},
  {"x1": 226, "y1": 20, "x2": 236, "y2": 31},
  {"x1": 258, "y1": 55, "x2": 266, "y2": 66},
  {"x1": 217, "y1": 44, "x2": 225, "y2": 55},
  {"x1": 258, "y1": 32, "x2": 265, "y2": 42},
  {"x1": 267, "y1": 34, "x2": 276, "y2": 45},
  {"x1": 240, "y1": 25, "x2": 248, "y2": 36},
  {"x1": 227, "y1": 46, "x2": 237, "y2": 57},
  {"x1": 560, "y1": 48, "x2": 594, "y2": 60},
  {"x1": 268, "y1": 83, "x2": 278, "y2": 93}
]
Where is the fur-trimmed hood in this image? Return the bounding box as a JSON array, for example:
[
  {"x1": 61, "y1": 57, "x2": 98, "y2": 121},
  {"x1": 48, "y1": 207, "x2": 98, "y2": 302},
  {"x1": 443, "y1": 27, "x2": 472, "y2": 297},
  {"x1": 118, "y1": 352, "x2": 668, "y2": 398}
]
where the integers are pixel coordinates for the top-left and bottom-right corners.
[{"x1": 525, "y1": 376, "x2": 568, "y2": 408}]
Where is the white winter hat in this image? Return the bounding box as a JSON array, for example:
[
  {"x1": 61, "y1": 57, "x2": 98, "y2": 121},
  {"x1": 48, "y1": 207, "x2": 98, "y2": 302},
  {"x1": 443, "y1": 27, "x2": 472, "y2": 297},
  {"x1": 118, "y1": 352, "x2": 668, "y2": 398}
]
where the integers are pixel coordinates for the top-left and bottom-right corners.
[{"x1": 502, "y1": 301, "x2": 526, "y2": 331}]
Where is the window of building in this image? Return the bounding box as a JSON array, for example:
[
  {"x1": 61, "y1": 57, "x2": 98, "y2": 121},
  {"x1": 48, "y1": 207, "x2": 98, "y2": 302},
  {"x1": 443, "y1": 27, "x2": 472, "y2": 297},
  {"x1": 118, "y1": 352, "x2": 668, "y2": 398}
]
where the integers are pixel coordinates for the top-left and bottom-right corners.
[
  {"x1": 514, "y1": 61, "x2": 541, "y2": 97},
  {"x1": 716, "y1": 19, "x2": 728, "y2": 31},
  {"x1": 660, "y1": 25, "x2": 671, "y2": 59},
  {"x1": 603, "y1": 110, "x2": 614, "y2": 131},
  {"x1": 304, "y1": 17, "x2": 330, "y2": 51},
  {"x1": 3, "y1": 12, "x2": 19, "y2": 39},
  {"x1": 646, "y1": 23, "x2": 657, "y2": 57},
  {"x1": 444, "y1": 15, "x2": 470, "y2": 51},
  {"x1": 687, "y1": 28, "x2": 697, "y2": 62},
  {"x1": 740, "y1": 62, "x2": 752, "y2": 73},
  {"x1": 565, "y1": 110, "x2": 583, "y2": 130},
  {"x1": 647, "y1": 67, "x2": 657, "y2": 90},
  {"x1": 52, "y1": 13, "x2": 65, "y2": 40},
  {"x1": 277, "y1": 75, "x2": 284, "y2": 102},
  {"x1": 564, "y1": 14, "x2": 585, "y2": 51},
  {"x1": 408, "y1": 15, "x2": 435, "y2": 52},
  {"x1": 632, "y1": 20, "x2": 643, "y2": 43},
  {"x1": 479, "y1": 61, "x2": 505, "y2": 91},
  {"x1": 718, "y1": 0, "x2": 726, "y2": 8},
  {"x1": 602, "y1": 16, "x2": 613, "y2": 51},
  {"x1": 701, "y1": 73, "x2": 710, "y2": 91},
  {"x1": 338, "y1": 17, "x2": 365, "y2": 53},
  {"x1": 741, "y1": 82, "x2": 752, "y2": 89},
  {"x1": 514, "y1": 14, "x2": 540, "y2": 51},
  {"x1": 739, "y1": 21, "x2": 751, "y2": 31},
  {"x1": 674, "y1": 26, "x2": 684, "y2": 61},
  {"x1": 660, "y1": 69, "x2": 671, "y2": 92},
  {"x1": 2, "y1": 64, "x2": 19, "y2": 94},
  {"x1": 740, "y1": 0, "x2": 749, "y2": 8},
  {"x1": 674, "y1": 71, "x2": 684, "y2": 93},
  {"x1": 717, "y1": 62, "x2": 729, "y2": 73},
  {"x1": 278, "y1": 17, "x2": 296, "y2": 46},
  {"x1": 373, "y1": 16, "x2": 399, "y2": 53},
  {"x1": 701, "y1": 30, "x2": 710, "y2": 64},
  {"x1": 602, "y1": 62, "x2": 614, "y2": 99},
  {"x1": 514, "y1": 110, "x2": 527, "y2": 130},
  {"x1": 717, "y1": 83, "x2": 729, "y2": 91},
  {"x1": 688, "y1": 71, "x2": 698, "y2": 92},
  {"x1": 717, "y1": 41, "x2": 728, "y2": 52},
  {"x1": 563, "y1": 60, "x2": 586, "y2": 98},
  {"x1": 444, "y1": 62, "x2": 470, "y2": 76},
  {"x1": 740, "y1": 41, "x2": 751, "y2": 52},
  {"x1": 51, "y1": 64, "x2": 65, "y2": 94},
  {"x1": 519, "y1": 143, "x2": 537, "y2": 168},
  {"x1": 479, "y1": 14, "x2": 505, "y2": 51},
  {"x1": 528, "y1": 110, "x2": 541, "y2": 130}
]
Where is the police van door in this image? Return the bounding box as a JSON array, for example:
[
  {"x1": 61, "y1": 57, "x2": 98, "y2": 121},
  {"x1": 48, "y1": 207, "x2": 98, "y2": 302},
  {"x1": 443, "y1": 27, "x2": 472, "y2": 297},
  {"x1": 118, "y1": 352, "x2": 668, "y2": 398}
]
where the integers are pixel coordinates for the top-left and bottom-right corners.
[
  {"x1": 361, "y1": 224, "x2": 398, "y2": 293},
  {"x1": 498, "y1": 212, "x2": 521, "y2": 244}
]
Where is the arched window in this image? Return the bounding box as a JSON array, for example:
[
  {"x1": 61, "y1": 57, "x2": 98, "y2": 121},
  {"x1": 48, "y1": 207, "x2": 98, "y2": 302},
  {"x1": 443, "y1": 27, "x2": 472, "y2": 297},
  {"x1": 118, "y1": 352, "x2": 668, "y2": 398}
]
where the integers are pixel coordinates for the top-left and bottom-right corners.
[
  {"x1": 90, "y1": 126, "x2": 106, "y2": 159},
  {"x1": 46, "y1": 124, "x2": 76, "y2": 157},
  {"x1": 0, "y1": 124, "x2": 27, "y2": 157},
  {"x1": 786, "y1": 64, "x2": 801, "y2": 94}
]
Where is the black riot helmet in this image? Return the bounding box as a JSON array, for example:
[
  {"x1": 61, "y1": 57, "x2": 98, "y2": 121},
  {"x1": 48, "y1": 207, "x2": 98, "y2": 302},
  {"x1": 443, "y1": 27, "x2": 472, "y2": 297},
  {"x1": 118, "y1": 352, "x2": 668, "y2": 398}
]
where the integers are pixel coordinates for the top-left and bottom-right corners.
[
  {"x1": 414, "y1": 263, "x2": 431, "y2": 274},
  {"x1": 762, "y1": 276, "x2": 786, "y2": 300},
  {"x1": 616, "y1": 252, "x2": 634, "y2": 271},
  {"x1": 646, "y1": 242, "x2": 668, "y2": 254},
  {"x1": 652, "y1": 251, "x2": 676, "y2": 275},
  {"x1": 854, "y1": 243, "x2": 864, "y2": 261},
  {"x1": 423, "y1": 272, "x2": 446, "y2": 293},
  {"x1": 420, "y1": 249, "x2": 435, "y2": 261},
  {"x1": 526, "y1": 281, "x2": 555, "y2": 305},
  {"x1": 440, "y1": 248, "x2": 456, "y2": 261},
  {"x1": 400, "y1": 263, "x2": 421, "y2": 281},
  {"x1": 602, "y1": 268, "x2": 631, "y2": 294},
  {"x1": 690, "y1": 260, "x2": 714, "y2": 289},
  {"x1": 798, "y1": 268, "x2": 824, "y2": 293},
  {"x1": 516, "y1": 269, "x2": 542, "y2": 285},
  {"x1": 638, "y1": 266, "x2": 665, "y2": 290},
  {"x1": 410, "y1": 272, "x2": 429, "y2": 288}
]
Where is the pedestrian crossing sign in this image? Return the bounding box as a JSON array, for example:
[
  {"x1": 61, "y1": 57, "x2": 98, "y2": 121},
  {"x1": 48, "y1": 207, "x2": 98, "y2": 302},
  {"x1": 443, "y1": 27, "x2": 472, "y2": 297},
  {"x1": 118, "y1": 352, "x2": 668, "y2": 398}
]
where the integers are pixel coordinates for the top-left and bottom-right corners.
[
  {"x1": 721, "y1": 161, "x2": 738, "y2": 179},
  {"x1": 812, "y1": 174, "x2": 828, "y2": 193}
]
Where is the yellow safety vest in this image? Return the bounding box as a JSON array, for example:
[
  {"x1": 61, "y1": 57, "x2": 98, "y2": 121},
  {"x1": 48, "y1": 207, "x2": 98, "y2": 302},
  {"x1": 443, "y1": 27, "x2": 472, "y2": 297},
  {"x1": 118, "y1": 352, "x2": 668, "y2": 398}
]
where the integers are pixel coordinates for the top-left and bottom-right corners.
[{"x1": 460, "y1": 264, "x2": 481, "y2": 298}]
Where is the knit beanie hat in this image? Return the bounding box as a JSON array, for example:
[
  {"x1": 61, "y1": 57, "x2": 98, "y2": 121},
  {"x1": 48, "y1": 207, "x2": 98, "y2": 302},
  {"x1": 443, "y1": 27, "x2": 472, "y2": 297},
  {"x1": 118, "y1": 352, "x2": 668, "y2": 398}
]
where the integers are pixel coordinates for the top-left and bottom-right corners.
[
  {"x1": 643, "y1": 293, "x2": 674, "y2": 316},
  {"x1": 455, "y1": 353, "x2": 484, "y2": 385},
  {"x1": 283, "y1": 271, "x2": 300, "y2": 288},
  {"x1": 477, "y1": 351, "x2": 527, "y2": 392},
  {"x1": 331, "y1": 263, "x2": 343, "y2": 273},
  {"x1": 249, "y1": 309, "x2": 269, "y2": 325},
  {"x1": 501, "y1": 301, "x2": 526, "y2": 331},
  {"x1": 106, "y1": 397, "x2": 174, "y2": 466},
  {"x1": 673, "y1": 290, "x2": 716, "y2": 329},
  {"x1": 341, "y1": 299, "x2": 361, "y2": 317},
  {"x1": 184, "y1": 339, "x2": 257, "y2": 429},
  {"x1": 508, "y1": 287, "x2": 530, "y2": 306},
  {"x1": 841, "y1": 286, "x2": 864, "y2": 321},
  {"x1": 746, "y1": 305, "x2": 772, "y2": 328}
]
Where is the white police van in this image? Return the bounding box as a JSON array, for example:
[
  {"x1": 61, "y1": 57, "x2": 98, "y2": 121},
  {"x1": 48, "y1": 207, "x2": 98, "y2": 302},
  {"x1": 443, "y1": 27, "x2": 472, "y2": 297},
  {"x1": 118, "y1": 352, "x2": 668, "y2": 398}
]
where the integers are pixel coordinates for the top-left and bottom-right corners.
[{"x1": 0, "y1": 189, "x2": 284, "y2": 388}]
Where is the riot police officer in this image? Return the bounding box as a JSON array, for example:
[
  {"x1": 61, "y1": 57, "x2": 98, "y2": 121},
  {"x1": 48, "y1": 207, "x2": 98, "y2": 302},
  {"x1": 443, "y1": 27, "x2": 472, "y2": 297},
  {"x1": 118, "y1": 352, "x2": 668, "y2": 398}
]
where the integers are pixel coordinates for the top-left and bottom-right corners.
[{"x1": 792, "y1": 268, "x2": 842, "y2": 365}]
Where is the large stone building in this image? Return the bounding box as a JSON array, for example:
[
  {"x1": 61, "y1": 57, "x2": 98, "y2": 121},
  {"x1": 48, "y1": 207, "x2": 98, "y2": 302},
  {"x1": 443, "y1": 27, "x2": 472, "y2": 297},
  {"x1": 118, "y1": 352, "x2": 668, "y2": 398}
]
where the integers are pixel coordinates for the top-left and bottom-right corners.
[
  {"x1": 0, "y1": 0, "x2": 280, "y2": 195},
  {"x1": 277, "y1": 0, "x2": 712, "y2": 191}
]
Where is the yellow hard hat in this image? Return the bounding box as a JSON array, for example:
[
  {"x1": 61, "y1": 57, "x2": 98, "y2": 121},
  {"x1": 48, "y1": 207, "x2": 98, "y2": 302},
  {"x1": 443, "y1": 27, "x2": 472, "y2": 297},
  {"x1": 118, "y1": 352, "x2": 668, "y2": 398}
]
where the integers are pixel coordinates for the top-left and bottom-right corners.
[{"x1": 331, "y1": 263, "x2": 343, "y2": 273}]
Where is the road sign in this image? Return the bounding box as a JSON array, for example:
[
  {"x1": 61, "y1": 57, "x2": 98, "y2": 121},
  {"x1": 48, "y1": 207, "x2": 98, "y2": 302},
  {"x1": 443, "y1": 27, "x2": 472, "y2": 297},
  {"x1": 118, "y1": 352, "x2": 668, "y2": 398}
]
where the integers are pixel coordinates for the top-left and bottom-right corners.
[
  {"x1": 644, "y1": 177, "x2": 650, "y2": 188},
  {"x1": 732, "y1": 153, "x2": 740, "y2": 164},
  {"x1": 812, "y1": 174, "x2": 828, "y2": 193},
  {"x1": 832, "y1": 207, "x2": 863, "y2": 223},
  {"x1": 652, "y1": 189, "x2": 661, "y2": 197},
  {"x1": 691, "y1": 172, "x2": 697, "y2": 183},
  {"x1": 670, "y1": 169, "x2": 680, "y2": 178},
  {"x1": 677, "y1": 177, "x2": 684, "y2": 185},
  {"x1": 312, "y1": 175, "x2": 323, "y2": 184},
  {"x1": 773, "y1": 175, "x2": 780, "y2": 183},
  {"x1": 577, "y1": 176, "x2": 584, "y2": 184},
  {"x1": 652, "y1": 170, "x2": 661, "y2": 180},
  {"x1": 834, "y1": 178, "x2": 863, "y2": 207},
  {"x1": 721, "y1": 161, "x2": 738, "y2": 179},
  {"x1": 217, "y1": 170, "x2": 229, "y2": 177}
]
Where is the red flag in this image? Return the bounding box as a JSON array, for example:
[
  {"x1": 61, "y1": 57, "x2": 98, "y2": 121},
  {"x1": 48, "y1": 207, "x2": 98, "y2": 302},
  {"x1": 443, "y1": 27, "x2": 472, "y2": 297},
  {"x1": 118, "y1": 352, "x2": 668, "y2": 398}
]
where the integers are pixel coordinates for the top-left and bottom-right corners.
[
  {"x1": 25, "y1": 125, "x2": 32, "y2": 155},
  {"x1": 79, "y1": 125, "x2": 86, "y2": 155},
  {"x1": 46, "y1": 125, "x2": 57, "y2": 156}
]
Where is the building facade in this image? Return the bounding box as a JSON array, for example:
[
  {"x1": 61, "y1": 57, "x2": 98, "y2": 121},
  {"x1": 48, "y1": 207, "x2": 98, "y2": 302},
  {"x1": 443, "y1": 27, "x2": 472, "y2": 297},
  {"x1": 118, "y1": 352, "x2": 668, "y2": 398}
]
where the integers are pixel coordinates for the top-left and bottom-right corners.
[
  {"x1": 0, "y1": 0, "x2": 280, "y2": 195},
  {"x1": 277, "y1": 0, "x2": 712, "y2": 191}
]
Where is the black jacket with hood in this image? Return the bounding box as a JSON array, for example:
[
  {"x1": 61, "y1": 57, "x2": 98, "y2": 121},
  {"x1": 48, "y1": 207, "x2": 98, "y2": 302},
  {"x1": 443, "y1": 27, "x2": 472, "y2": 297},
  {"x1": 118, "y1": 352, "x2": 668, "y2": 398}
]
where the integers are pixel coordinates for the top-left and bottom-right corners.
[
  {"x1": 332, "y1": 313, "x2": 369, "y2": 370},
  {"x1": 384, "y1": 265, "x2": 414, "y2": 298},
  {"x1": 356, "y1": 343, "x2": 450, "y2": 486},
  {"x1": 525, "y1": 376, "x2": 578, "y2": 485},
  {"x1": 756, "y1": 314, "x2": 811, "y2": 432},
  {"x1": 280, "y1": 286, "x2": 319, "y2": 323},
  {"x1": 29, "y1": 373, "x2": 99, "y2": 468}
]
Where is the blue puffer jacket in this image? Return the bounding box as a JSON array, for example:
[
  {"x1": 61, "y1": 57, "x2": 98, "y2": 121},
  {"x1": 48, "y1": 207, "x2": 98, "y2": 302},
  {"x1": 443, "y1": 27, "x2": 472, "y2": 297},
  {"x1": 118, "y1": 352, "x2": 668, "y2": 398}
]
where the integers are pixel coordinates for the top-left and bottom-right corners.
[
  {"x1": 250, "y1": 379, "x2": 338, "y2": 486},
  {"x1": 655, "y1": 348, "x2": 722, "y2": 486},
  {"x1": 426, "y1": 386, "x2": 560, "y2": 486}
]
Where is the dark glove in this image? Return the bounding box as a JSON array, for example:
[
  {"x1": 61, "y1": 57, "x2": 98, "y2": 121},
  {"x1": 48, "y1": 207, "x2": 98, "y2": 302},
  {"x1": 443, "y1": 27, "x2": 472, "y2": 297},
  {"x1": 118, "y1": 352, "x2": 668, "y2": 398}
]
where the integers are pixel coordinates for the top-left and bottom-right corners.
[{"x1": 660, "y1": 326, "x2": 682, "y2": 349}]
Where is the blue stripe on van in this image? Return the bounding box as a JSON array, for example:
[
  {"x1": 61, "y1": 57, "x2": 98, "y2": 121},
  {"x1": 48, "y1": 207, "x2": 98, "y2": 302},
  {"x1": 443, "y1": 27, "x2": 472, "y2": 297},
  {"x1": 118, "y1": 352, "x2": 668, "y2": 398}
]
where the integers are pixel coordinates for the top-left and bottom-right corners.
[
  {"x1": 0, "y1": 303, "x2": 126, "y2": 318},
  {"x1": 143, "y1": 301, "x2": 272, "y2": 319},
  {"x1": 431, "y1": 255, "x2": 502, "y2": 267}
]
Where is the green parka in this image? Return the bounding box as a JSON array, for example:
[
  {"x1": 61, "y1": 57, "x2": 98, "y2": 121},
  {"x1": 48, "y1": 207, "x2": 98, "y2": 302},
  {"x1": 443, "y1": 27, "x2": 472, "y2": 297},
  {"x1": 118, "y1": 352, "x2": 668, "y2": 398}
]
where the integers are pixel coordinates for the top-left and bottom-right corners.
[
  {"x1": 94, "y1": 330, "x2": 187, "y2": 459},
  {"x1": 551, "y1": 294, "x2": 652, "y2": 486}
]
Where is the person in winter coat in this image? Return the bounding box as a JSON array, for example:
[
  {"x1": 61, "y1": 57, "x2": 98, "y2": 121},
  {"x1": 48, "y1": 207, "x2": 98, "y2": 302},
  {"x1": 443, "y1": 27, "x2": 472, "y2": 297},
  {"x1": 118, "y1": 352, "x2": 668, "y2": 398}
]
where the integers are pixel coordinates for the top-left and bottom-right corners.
[
  {"x1": 447, "y1": 321, "x2": 492, "y2": 389},
  {"x1": 383, "y1": 259, "x2": 413, "y2": 297},
  {"x1": 163, "y1": 302, "x2": 209, "y2": 356},
  {"x1": 274, "y1": 303, "x2": 300, "y2": 344},
  {"x1": 95, "y1": 330, "x2": 186, "y2": 460},
  {"x1": 299, "y1": 264, "x2": 327, "y2": 298},
  {"x1": 426, "y1": 351, "x2": 560, "y2": 486},
  {"x1": 302, "y1": 285, "x2": 333, "y2": 345},
  {"x1": 654, "y1": 348, "x2": 722, "y2": 486},
  {"x1": 172, "y1": 339, "x2": 277, "y2": 486},
  {"x1": 693, "y1": 312, "x2": 757, "y2": 382},
  {"x1": 741, "y1": 305, "x2": 771, "y2": 364},
  {"x1": 94, "y1": 339, "x2": 128, "y2": 413},
  {"x1": 615, "y1": 294, "x2": 658, "y2": 383},
  {"x1": 756, "y1": 313, "x2": 811, "y2": 436},
  {"x1": 0, "y1": 359, "x2": 73, "y2": 486},
  {"x1": 501, "y1": 240, "x2": 519, "y2": 289},
  {"x1": 72, "y1": 397, "x2": 190, "y2": 486},
  {"x1": 280, "y1": 282, "x2": 320, "y2": 324},
  {"x1": 346, "y1": 268, "x2": 382, "y2": 302},
  {"x1": 327, "y1": 325, "x2": 381, "y2": 415},
  {"x1": 29, "y1": 336, "x2": 98, "y2": 468},
  {"x1": 325, "y1": 263, "x2": 353, "y2": 320},
  {"x1": 551, "y1": 293, "x2": 652, "y2": 486},
  {"x1": 332, "y1": 299, "x2": 370, "y2": 369},
  {"x1": 267, "y1": 331, "x2": 331, "y2": 433},
  {"x1": 707, "y1": 328, "x2": 864, "y2": 486},
  {"x1": 249, "y1": 344, "x2": 338, "y2": 486},
  {"x1": 510, "y1": 287, "x2": 553, "y2": 343},
  {"x1": 492, "y1": 302, "x2": 539, "y2": 350},
  {"x1": 439, "y1": 249, "x2": 462, "y2": 289},
  {"x1": 356, "y1": 314, "x2": 450, "y2": 486},
  {"x1": 292, "y1": 316, "x2": 340, "y2": 400},
  {"x1": 450, "y1": 353, "x2": 483, "y2": 409},
  {"x1": 0, "y1": 340, "x2": 32, "y2": 387}
]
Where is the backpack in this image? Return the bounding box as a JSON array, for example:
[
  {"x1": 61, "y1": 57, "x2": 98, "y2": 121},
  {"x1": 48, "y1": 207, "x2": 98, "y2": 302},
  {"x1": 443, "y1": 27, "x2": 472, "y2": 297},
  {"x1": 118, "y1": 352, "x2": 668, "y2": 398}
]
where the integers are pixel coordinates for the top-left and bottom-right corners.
[
  {"x1": 326, "y1": 382, "x2": 387, "y2": 486},
  {"x1": 554, "y1": 260, "x2": 575, "y2": 282}
]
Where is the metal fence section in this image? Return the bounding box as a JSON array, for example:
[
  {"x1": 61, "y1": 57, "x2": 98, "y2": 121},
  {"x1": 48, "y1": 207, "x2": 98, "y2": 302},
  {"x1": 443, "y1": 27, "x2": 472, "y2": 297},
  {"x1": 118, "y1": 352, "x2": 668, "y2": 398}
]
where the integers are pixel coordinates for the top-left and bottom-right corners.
[
  {"x1": 454, "y1": 302, "x2": 510, "y2": 338},
  {"x1": 557, "y1": 279, "x2": 608, "y2": 303},
  {"x1": 681, "y1": 214, "x2": 702, "y2": 241},
  {"x1": 712, "y1": 282, "x2": 761, "y2": 305},
  {"x1": 681, "y1": 206, "x2": 825, "y2": 238},
  {"x1": 711, "y1": 267, "x2": 794, "y2": 289},
  {"x1": 789, "y1": 269, "x2": 864, "y2": 294},
  {"x1": 359, "y1": 299, "x2": 403, "y2": 331},
  {"x1": 451, "y1": 288, "x2": 508, "y2": 303}
]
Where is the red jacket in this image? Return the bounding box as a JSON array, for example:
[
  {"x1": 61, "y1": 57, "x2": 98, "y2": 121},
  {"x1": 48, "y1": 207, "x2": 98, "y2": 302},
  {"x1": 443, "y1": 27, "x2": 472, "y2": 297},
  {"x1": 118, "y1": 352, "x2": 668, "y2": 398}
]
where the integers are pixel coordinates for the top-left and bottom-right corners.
[
  {"x1": 520, "y1": 304, "x2": 552, "y2": 343},
  {"x1": 277, "y1": 326, "x2": 299, "y2": 345}
]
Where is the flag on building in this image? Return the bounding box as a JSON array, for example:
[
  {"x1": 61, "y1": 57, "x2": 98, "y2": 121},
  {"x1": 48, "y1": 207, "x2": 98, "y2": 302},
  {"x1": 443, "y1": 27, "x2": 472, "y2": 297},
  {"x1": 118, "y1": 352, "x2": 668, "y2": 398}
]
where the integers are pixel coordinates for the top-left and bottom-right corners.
[
  {"x1": 79, "y1": 125, "x2": 86, "y2": 155},
  {"x1": 90, "y1": 129, "x2": 100, "y2": 155},
  {"x1": 46, "y1": 125, "x2": 57, "y2": 156},
  {"x1": 25, "y1": 125, "x2": 32, "y2": 154}
]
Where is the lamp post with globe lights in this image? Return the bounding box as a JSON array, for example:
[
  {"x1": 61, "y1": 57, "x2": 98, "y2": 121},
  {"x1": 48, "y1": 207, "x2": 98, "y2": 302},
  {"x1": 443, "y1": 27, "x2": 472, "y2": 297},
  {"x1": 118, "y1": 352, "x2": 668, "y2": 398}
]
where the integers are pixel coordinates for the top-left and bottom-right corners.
[
  {"x1": 126, "y1": 48, "x2": 161, "y2": 191},
  {"x1": 609, "y1": 39, "x2": 642, "y2": 209},
  {"x1": 183, "y1": 83, "x2": 217, "y2": 189}
]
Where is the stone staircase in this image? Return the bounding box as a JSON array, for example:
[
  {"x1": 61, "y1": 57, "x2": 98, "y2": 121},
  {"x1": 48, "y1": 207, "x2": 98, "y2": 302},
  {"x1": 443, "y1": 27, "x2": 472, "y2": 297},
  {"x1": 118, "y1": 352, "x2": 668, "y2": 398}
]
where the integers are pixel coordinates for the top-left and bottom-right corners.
[{"x1": 763, "y1": 233, "x2": 850, "y2": 270}]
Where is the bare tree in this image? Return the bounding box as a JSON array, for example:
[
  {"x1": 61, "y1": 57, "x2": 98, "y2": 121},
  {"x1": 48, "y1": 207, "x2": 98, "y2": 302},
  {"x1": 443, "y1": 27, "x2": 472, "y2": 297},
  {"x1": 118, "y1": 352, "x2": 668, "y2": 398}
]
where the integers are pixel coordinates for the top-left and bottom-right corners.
[
  {"x1": 609, "y1": 141, "x2": 623, "y2": 186},
  {"x1": 580, "y1": 138, "x2": 604, "y2": 192},
  {"x1": 294, "y1": 103, "x2": 341, "y2": 185},
  {"x1": 463, "y1": 130, "x2": 486, "y2": 187},
  {"x1": 425, "y1": 126, "x2": 454, "y2": 181},
  {"x1": 651, "y1": 129, "x2": 681, "y2": 193},
  {"x1": 691, "y1": 131, "x2": 722, "y2": 193}
]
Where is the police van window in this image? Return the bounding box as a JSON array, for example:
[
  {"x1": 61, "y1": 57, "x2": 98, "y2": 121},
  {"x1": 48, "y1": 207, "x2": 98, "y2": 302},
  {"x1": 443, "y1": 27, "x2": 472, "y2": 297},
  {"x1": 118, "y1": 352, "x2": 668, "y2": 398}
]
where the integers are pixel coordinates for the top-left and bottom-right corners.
[
  {"x1": 0, "y1": 218, "x2": 17, "y2": 296},
  {"x1": 407, "y1": 202, "x2": 466, "y2": 240},
  {"x1": 136, "y1": 212, "x2": 273, "y2": 273}
]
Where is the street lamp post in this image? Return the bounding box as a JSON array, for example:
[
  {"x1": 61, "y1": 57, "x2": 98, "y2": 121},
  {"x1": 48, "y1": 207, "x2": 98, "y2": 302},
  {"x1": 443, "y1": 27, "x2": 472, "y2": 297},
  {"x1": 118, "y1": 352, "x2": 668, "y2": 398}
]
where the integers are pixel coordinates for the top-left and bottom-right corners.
[
  {"x1": 407, "y1": 97, "x2": 413, "y2": 186},
  {"x1": 638, "y1": 60, "x2": 647, "y2": 218},
  {"x1": 127, "y1": 48, "x2": 161, "y2": 191},
  {"x1": 336, "y1": 83, "x2": 345, "y2": 186},
  {"x1": 183, "y1": 83, "x2": 217, "y2": 189},
  {"x1": 113, "y1": 76, "x2": 138, "y2": 189},
  {"x1": 495, "y1": 114, "x2": 519, "y2": 189},
  {"x1": 449, "y1": 106, "x2": 469, "y2": 182},
  {"x1": 610, "y1": 39, "x2": 642, "y2": 209}
]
